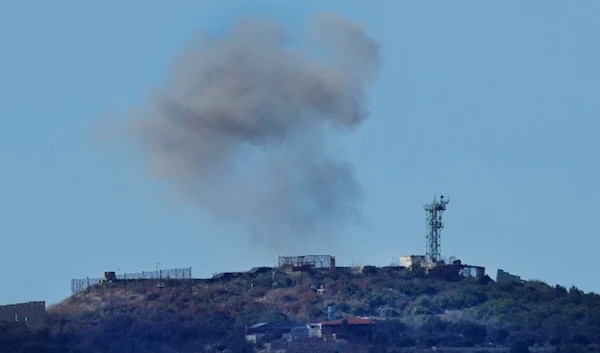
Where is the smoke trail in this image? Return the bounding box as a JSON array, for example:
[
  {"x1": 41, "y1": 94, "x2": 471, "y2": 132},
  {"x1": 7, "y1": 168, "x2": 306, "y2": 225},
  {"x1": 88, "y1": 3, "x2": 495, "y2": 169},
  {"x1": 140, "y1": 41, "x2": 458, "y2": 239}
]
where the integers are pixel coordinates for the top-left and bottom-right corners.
[{"x1": 127, "y1": 13, "x2": 380, "y2": 243}]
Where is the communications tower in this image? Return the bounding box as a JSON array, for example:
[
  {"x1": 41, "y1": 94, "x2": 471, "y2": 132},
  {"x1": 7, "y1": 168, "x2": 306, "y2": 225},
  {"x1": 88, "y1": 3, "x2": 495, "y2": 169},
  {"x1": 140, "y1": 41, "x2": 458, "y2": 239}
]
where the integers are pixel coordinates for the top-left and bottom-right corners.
[{"x1": 424, "y1": 195, "x2": 449, "y2": 263}]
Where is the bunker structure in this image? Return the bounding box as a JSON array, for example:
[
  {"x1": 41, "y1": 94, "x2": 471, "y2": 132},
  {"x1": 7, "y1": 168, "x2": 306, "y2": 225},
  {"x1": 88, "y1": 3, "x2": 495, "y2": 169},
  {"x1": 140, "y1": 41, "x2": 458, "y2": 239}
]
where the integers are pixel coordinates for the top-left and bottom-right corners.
[
  {"x1": 278, "y1": 255, "x2": 336, "y2": 271},
  {"x1": 0, "y1": 301, "x2": 46, "y2": 325}
]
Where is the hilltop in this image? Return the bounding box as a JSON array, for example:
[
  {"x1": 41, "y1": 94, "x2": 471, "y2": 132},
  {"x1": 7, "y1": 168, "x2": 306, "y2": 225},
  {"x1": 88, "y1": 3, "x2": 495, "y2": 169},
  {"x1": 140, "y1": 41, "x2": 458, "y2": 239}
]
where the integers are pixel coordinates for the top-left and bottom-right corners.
[{"x1": 2, "y1": 265, "x2": 600, "y2": 353}]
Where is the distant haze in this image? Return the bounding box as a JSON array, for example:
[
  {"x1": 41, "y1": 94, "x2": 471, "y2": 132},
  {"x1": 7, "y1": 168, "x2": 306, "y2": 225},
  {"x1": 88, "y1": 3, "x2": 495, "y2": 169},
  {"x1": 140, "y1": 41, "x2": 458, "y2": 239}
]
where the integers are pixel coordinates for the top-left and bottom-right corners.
[{"x1": 126, "y1": 13, "x2": 381, "y2": 245}]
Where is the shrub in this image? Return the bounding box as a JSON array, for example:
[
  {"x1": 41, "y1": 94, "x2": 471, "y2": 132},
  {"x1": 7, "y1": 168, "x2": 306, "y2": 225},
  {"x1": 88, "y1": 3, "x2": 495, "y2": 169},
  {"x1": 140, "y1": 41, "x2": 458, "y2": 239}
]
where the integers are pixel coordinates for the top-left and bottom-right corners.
[
  {"x1": 510, "y1": 340, "x2": 530, "y2": 353},
  {"x1": 144, "y1": 293, "x2": 160, "y2": 301}
]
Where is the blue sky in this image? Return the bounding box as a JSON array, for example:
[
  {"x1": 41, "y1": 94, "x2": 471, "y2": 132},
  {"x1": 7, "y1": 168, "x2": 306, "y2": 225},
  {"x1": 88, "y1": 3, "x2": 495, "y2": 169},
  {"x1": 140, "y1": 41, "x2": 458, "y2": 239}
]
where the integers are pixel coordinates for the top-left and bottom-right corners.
[{"x1": 1, "y1": 1, "x2": 598, "y2": 305}]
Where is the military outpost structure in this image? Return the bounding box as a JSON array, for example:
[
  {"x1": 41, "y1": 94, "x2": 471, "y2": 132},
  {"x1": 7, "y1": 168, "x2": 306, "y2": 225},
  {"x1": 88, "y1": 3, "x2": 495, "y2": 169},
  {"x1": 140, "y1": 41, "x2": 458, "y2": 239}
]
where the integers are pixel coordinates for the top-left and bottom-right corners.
[
  {"x1": 0, "y1": 301, "x2": 46, "y2": 324},
  {"x1": 70, "y1": 267, "x2": 193, "y2": 295},
  {"x1": 497, "y1": 269, "x2": 524, "y2": 283},
  {"x1": 400, "y1": 195, "x2": 486, "y2": 281},
  {"x1": 272, "y1": 196, "x2": 487, "y2": 282},
  {"x1": 278, "y1": 255, "x2": 336, "y2": 271},
  {"x1": 266, "y1": 195, "x2": 491, "y2": 282},
  {"x1": 0, "y1": 195, "x2": 516, "y2": 325}
]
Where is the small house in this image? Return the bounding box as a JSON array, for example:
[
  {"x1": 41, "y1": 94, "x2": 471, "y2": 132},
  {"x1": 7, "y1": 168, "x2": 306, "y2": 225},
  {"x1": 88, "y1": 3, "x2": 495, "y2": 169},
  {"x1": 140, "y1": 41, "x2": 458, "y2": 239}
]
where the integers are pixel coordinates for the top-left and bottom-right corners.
[
  {"x1": 245, "y1": 322, "x2": 307, "y2": 343},
  {"x1": 308, "y1": 317, "x2": 376, "y2": 342}
]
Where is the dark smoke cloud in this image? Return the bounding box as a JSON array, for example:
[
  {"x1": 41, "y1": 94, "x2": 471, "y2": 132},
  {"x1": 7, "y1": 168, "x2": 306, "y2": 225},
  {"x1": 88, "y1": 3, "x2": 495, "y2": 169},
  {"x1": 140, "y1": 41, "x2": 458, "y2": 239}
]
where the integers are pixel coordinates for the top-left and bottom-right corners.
[{"x1": 128, "y1": 12, "x2": 380, "y2": 244}]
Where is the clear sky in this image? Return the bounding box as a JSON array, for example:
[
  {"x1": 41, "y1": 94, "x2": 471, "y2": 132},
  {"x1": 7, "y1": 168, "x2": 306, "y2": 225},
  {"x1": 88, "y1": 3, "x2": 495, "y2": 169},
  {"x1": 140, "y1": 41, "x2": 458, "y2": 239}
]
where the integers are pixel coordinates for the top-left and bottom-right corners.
[{"x1": 1, "y1": 1, "x2": 598, "y2": 305}]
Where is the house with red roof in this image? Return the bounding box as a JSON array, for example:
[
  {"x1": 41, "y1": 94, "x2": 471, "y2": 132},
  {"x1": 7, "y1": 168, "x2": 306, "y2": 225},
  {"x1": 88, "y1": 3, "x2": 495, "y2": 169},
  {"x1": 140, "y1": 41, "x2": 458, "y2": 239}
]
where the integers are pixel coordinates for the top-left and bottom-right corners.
[{"x1": 307, "y1": 317, "x2": 376, "y2": 342}]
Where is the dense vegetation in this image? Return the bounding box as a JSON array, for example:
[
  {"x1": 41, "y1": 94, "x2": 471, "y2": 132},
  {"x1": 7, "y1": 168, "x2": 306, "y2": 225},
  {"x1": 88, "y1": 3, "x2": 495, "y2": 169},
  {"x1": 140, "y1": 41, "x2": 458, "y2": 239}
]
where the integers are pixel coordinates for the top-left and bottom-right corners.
[{"x1": 2, "y1": 266, "x2": 600, "y2": 352}]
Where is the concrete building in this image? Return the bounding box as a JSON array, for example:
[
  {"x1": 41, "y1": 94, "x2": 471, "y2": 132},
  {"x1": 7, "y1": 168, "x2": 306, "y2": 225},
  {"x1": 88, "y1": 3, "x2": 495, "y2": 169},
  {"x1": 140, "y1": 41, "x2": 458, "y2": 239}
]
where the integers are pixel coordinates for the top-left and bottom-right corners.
[
  {"x1": 497, "y1": 269, "x2": 523, "y2": 283},
  {"x1": 399, "y1": 255, "x2": 426, "y2": 269},
  {"x1": 308, "y1": 317, "x2": 376, "y2": 342},
  {"x1": 245, "y1": 322, "x2": 307, "y2": 343},
  {"x1": 278, "y1": 255, "x2": 336, "y2": 271},
  {"x1": 426, "y1": 261, "x2": 486, "y2": 281},
  {"x1": 0, "y1": 301, "x2": 46, "y2": 324}
]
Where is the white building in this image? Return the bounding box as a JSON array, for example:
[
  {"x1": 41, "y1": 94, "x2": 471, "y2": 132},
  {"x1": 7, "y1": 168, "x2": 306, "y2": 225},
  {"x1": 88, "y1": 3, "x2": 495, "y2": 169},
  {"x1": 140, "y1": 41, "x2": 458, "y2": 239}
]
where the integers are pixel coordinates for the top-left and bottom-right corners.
[
  {"x1": 307, "y1": 322, "x2": 324, "y2": 338},
  {"x1": 399, "y1": 255, "x2": 426, "y2": 269}
]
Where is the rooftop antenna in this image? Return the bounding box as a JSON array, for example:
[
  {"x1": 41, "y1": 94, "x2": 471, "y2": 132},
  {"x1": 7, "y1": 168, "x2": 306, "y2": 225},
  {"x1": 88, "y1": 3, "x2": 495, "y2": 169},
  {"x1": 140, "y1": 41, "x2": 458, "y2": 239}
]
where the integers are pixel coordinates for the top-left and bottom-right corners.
[{"x1": 424, "y1": 195, "x2": 450, "y2": 263}]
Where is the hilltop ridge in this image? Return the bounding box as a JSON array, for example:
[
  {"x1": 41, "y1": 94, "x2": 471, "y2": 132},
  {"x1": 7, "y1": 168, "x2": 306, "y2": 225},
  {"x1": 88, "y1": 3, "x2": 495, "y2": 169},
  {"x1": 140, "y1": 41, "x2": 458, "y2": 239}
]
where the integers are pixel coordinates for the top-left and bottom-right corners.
[{"x1": 3, "y1": 263, "x2": 598, "y2": 353}]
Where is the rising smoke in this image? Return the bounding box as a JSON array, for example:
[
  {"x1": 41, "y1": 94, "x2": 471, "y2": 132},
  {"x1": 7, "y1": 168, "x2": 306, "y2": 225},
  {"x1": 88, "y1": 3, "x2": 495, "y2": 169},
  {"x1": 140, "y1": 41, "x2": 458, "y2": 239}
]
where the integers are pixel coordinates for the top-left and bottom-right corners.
[{"x1": 127, "y1": 13, "x2": 380, "y2": 245}]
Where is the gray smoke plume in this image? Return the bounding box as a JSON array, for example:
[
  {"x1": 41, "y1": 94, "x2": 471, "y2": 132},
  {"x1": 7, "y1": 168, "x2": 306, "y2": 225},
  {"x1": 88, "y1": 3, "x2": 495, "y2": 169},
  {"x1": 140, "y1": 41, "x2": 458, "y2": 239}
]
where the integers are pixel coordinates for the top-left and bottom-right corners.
[{"x1": 128, "y1": 13, "x2": 380, "y2": 244}]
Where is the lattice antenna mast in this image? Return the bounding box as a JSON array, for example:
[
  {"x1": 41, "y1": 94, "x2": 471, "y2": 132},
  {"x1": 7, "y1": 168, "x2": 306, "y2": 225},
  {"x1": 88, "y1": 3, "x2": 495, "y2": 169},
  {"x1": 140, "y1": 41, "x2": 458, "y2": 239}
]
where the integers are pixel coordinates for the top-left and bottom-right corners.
[{"x1": 424, "y1": 195, "x2": 449, "y2": 263}]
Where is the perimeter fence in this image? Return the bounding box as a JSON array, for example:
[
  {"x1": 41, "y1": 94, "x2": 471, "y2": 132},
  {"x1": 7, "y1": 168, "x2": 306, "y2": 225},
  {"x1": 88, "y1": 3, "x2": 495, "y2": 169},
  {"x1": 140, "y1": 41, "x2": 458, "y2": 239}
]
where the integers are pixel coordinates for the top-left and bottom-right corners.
[{"x1": 70, "y1": 267, "x2": 192, "y2": 294}]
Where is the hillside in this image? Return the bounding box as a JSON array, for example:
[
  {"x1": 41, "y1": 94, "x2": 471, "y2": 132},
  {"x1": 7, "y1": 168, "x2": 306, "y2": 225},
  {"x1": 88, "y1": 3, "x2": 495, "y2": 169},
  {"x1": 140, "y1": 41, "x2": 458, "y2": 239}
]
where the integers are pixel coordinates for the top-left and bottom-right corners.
[{"x1": 3, "y1": 266, "x2": 600, "y2": 353}]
